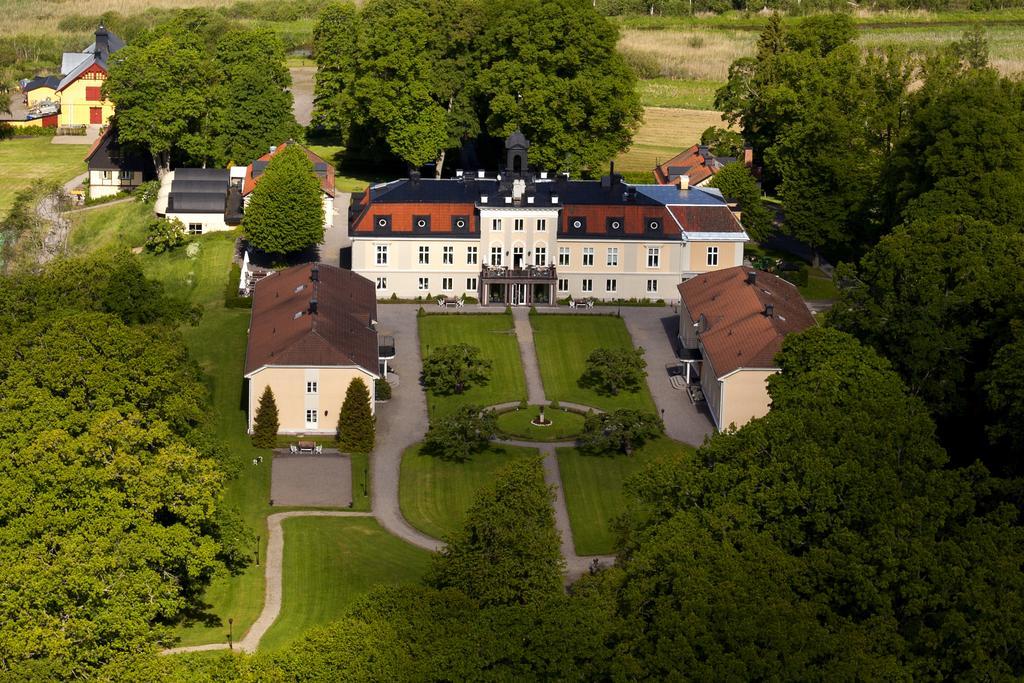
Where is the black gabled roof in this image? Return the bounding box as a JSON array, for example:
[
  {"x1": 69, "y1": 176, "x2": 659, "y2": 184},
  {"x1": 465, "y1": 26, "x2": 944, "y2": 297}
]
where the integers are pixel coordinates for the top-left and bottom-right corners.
[
  {"x1": 23, "y1": 75, "x2": 61, "y2": 92},
  {"x1": 85, "y1": 127, "x2": 155, "y2": 175},
  {"x1": 169, "y1": 179, "x2": 230, "y2": 194},
  {"x1": 174, "y1": 168, "x2": 229, "y2": 181},
  {"x1": 167, "y1": 192, "x2": 227, "y2": 213}
]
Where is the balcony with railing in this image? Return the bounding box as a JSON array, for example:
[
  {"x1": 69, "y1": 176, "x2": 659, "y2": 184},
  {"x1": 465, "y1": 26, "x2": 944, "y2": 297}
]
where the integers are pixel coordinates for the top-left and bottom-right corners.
[{"x1": 480, "y1": 264, "x2": 557, "y2": 281}]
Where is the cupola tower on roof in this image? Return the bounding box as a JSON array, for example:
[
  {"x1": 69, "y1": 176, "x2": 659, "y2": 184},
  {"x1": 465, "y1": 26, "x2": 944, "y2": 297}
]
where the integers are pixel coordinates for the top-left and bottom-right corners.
[{"x1": 505, "y1": 129, "x2": 529, "y2": 174}]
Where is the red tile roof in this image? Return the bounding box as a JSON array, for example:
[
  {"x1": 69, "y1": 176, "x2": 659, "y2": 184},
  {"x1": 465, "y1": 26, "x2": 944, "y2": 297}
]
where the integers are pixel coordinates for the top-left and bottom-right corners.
[
  {"x1": 677, "y1": 267, "x2": 815, "y2": 378},
  {"x1": 352, "y1": 202, "x2": 479, "y2": 235},
  {"x1": 242, "y1": 142, "x2": 336, "y2": 198},
  {"x1": 654, "y1": 145, "x2": 714, "y2": 186},
  {"x1": 559, "y1": 204, "x2": 682, "y2": 237},
  {"x1": 244, "y1": 263, "x2": 378, "y2": 376},
  {"x1": 669, "y1": 205, "x2": 743, "y2": 233}
]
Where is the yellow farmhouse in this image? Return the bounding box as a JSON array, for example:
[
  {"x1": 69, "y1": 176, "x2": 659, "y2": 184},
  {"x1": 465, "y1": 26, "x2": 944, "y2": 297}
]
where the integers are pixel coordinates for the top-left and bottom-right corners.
[
  {"x1": 55, "y1": 25, "x2": 124, "y2": 127},
  {"x1": 677, "y1": 267, "x2": 815, "y2": 430},
  {"x1": 244, "y1": 263, "x2": 383, "y2": 436}
]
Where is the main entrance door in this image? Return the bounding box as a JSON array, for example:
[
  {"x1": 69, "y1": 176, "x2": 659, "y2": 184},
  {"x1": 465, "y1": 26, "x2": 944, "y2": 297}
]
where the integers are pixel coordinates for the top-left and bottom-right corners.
[
  {"x1": 511, "y1": 283, "x2": 528, "y2": 305},
  {"x1": 89, "y1": 107, "x2": 103, "y2": 124}
]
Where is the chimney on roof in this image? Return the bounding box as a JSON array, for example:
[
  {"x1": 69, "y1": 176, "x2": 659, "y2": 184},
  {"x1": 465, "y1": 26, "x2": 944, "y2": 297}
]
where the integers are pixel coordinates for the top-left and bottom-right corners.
[
  {"x1": 95, "y1": 25, "x2": 110, "y2": 60},
  {"x1": 764, "y1": 303, "x2": 774, "y2": 318},
  {"x1": 456, "y1": 169, "x2": 464, "y2": 178},
  {"x1": 677, "y1": 174, "x2": 690, "y2": 191},
  {"x1": 746, "y1": 271, "x2": 756, "y2": 285},
  {"x1": 310, "y1": 297, "x2": 319, "y2": 315},
  {"x1": 626, "y1": 186, "x2": 637, "y2": 202},
  {"x1": 410, "y1": 169, "x2": 421, "y2": 184},
  {"x1": 311, "y1": 265, "x2": 319, "y2": 282},
  {"x1": 269, "y1": 145, "x2": 277, "y2": 154}
]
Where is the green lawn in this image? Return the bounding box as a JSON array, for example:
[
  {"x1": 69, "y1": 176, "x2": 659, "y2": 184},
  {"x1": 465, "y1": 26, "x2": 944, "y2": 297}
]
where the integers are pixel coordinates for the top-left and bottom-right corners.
[
  {"x1": 801, "y1": 268, "x2": 840, "y2": 301},
  {"x1": 399, "y1": 443, "x2": 539, "y2": 540},
  {"x1": 67, "y1": 200, "x2": 152, "y2": 255},
  {"x1": 0, "y1": 137, "x2": 87, "y2": 217},
  {"x1": 418, "y1": 313, "x2": 527, "y2": 418},
  {"x1": 638, "y1": 78, "x2": 722, "y2": 110},
  {"x1": 259, "y1": 517, "x2": 431, "y2": 652},
  {"x1": 530, "y1": 314, "x2": 656, "y2": 413},
  {"x1": 557, "y1": 437, "x2": 695, "y2": 555},
  {"x1": 496, "y1": 407, "x2": 585, "y2": 442}
]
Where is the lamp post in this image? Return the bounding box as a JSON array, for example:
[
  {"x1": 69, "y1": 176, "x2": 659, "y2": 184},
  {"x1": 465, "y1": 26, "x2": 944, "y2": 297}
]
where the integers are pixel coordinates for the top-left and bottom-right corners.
[
  {"x1": 228, "y1": 617, "x2": 233, "y2": 650},
  {"x1": 255, "y1": 535, "x2": 260, "y2": 567}
]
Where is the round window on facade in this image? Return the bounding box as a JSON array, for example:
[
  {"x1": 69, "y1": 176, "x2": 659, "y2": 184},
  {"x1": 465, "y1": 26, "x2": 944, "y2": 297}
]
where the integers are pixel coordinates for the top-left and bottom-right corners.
[
  {"x1": 456, "y1": 219, "x2": 466, "y2": 228},
  {"x1": 417, "y1": 219, "x2": 427, "y2": 228},
  {"x1": 649, "y1": 221, "x2": 659, "y2": 230},
  {"x1": 377, "y1": 218, "x2": 387, "y2": 227},
  {"x1": 611, "y1": 220, "x2": 621, "y2": 230},
  {"x1": 573, "y1": 220, "x2": 583, "y2": 229}
]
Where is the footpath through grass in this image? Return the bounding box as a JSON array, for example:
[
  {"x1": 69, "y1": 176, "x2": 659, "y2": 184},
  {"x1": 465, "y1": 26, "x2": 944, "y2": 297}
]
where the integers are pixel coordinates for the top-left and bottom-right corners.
[
  {"x1": 0, "y1": 137, "x2": 87, "y2": 217},
  {"x1": 530, "y1": 314, "x2": 656, "y2": 413},
  {"x1": 399, "y1": 443, "x2": 538, "y2": 540},
  {"x1": 557, "y1": 437, "x2": 696, "y2": 555},
  {"x1": 259, "y1": 517, "x2": 431, "y2": 652},
  {"x1": 418, "y1": 312, "x2": 527, "y2": 418}
]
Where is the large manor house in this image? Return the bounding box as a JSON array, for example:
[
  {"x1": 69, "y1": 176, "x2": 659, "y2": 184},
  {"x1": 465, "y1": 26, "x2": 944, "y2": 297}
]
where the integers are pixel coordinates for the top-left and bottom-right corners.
[{"x1": 349, "y1": 133, "x2": 749, "y2": 304}]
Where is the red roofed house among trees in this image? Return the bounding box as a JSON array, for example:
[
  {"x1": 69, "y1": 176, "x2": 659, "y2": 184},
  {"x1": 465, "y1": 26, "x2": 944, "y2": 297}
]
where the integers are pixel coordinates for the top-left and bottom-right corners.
[
  {"x1": 242, "y1": 141, "x2": 337, "y2": 231},
  {"x1": 677, "y1": 266, "x2": 815, "y2": 430},
  {"x1": 244, "y1": 262, "x2": 382, "y2": 435}
]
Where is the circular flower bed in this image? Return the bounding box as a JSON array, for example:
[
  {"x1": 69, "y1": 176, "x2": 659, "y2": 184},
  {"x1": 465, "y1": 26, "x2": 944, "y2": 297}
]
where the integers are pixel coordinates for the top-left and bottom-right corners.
[{"x1": 496, "y1": 406, "x2": 586, "y2": 442}]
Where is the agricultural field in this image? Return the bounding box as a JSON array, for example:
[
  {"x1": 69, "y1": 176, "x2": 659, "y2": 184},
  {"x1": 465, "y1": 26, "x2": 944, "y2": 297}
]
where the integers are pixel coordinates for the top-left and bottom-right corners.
[{"x1": 615, "y1": 106, "x2": 727, "y2": 174}]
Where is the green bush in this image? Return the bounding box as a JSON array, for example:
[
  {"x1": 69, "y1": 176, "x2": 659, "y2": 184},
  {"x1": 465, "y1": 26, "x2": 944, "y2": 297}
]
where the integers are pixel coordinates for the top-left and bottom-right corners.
[
  {"x1": 144, "y1": 218, "x2": 187, "y2": 254},
  {"x1": 779, "y1": 264, "x2": 810, "y2": 288},
  {"x1": 9, "y1": 125, "x2": 58, "y2": 138},
  {"x1": 619, "y1": 47, "x2": 661, "y2": 79},
  {"x1": 134, "y1": 180, "x2": 161, "y2": 205},
  {"x1": 375, "y1": 378, "x2": 392, "y2": 401}
]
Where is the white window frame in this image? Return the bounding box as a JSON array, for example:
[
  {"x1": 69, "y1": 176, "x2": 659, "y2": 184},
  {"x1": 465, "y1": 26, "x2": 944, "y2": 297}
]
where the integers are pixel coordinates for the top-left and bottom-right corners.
[
  {"x1": 418, "y1": 245, "x2": 430, "y2": 265},
  {"x1": 418, "y1": 277, "x2": 429, "y2": 291},
  {"x1": 536, "y1": 219, "x2": 546, "y2": 232},
  {"x1": 305, "y1": 409, "x2": 318, "y2": 426},
  {"x1": 466, "y1": 277, "x2": 477, "y2": 291},
  {"x1": 492, "y1": 218, "x2": 502, "y2": 231},
  {"x1": 443, "y1": 245, "x2": 454, "y2": 265},
  {"x1": 101, "y1": 170, "x2": 112, "y2": 180},
  {"x1": 558, "y1": 278, "x2": 568, "y2": 292},
  {"x1": 376, "y1": 244, "x2": 388, "y2": 265},
  {"x1": 646, "y1": 279, "x2": 658, "y2": 293},
  {"x1": 490, "y1": 246, "x2": 503, "y2": 266},
  {"x1": 442, "y1": 277, "x2": 453, "y2": 291},
  {"x1": 607, "y1": 247, "x2": 619, "y2": 267},
  {"x1": 534, "y1": 245, "x2": 547, "y2": 267},
  {"x1": 606, "y1": 279, "x2": 617, "y2": 293},
  {"x1": 118, "y1": 169, "x2": 132, "y2": 181},
  {"x1": 306, "y1": 381, "x2": 318, "y2": 394},
  {"x1": 467, "y1": 246, "x2": 478, "y2": 265},
  {"x1": 514, "y1": 218, "x2": 524, "y2": 231},
  {"x1": 582, "y1": 278, "x2": 593, "y2": 292},
  {"x1": 188, "y1": 223, "x2": 203, "y2": 235},
  {"x1": 707, "y1": 246, "x2": 719, "y2": 266},
  {"x1": 558, "y1": 247, "x2": 570, "y2": 266},
  {"x1": 376, "y1": 277, "x2": 387, "y2": 290},
  {"x1": 582, "y1": 247, "x2": 594, "y2": 267},
  {"x1": 647, "y1": 247, "x2": 660, "y2": 268}
]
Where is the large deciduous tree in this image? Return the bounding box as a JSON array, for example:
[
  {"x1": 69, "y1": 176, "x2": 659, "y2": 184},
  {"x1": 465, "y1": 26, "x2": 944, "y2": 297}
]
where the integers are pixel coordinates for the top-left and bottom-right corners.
[
  {"x1": 243, "y1": 145, "x2": 325, "y2": 255},
  {"x1": 580, "y1": 347, "x2": 646, "y2": 396},
  {"x1": 104, "y1": 35, "x2": 212, "y2": 176},
  {"x1": 337, "y1": 377, "x2": 375, "y2": 453},
  {"x1": 475, "y1": 0, "x2": 642, "y2": 174},
  {"x1": 422, "y1": 343, "x2": 491, "y2": 395},
  {"x1": 427, "y1": 457, "x2": 564, "y2": 605},
  {"x1": 312, "y1": 1, "x2": 361, "y2": 135},
  {"x1": 423, "y1": 405, "x2": 496, "y2": 461},
  {"x1": 708, "y1": 162, "x2": 773, "y2": 242},
  {"x1": 579, "y1": 409, "x2": 662, "y2": 455}
]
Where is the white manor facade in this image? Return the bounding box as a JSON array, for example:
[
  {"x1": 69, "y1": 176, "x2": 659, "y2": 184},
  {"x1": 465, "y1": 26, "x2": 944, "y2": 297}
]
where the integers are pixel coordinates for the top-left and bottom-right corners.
[{"x1": 349, "y1": 133, "x2": 748, "y2": 304}]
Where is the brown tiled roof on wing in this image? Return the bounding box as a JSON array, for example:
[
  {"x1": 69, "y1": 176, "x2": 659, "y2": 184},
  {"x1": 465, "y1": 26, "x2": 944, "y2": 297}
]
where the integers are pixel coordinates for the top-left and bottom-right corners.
[
  {"x1": 244, "y1": 263, "x2": 378, "y2": 377},
  {"x1": 677, "y1": 266, "x2": 815, "y2": 378},
  {"x1": 242, "y1": 142, "x2": 336, "y2": 198}
]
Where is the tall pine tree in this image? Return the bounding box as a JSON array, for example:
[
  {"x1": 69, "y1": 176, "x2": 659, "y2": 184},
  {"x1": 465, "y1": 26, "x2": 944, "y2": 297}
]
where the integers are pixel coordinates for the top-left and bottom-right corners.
[
  {"x1": 252, "y1": 385, "x2": 280, "y2": 448},
  {"x1": 337, "y1": 377, "x2": 375, "y2": 452}
]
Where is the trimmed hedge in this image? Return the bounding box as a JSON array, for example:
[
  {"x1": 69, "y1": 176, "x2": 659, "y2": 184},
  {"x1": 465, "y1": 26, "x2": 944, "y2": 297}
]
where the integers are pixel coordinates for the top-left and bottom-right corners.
[{"x1": 225, "y1": 264, "x2": 253, "y2": 309}]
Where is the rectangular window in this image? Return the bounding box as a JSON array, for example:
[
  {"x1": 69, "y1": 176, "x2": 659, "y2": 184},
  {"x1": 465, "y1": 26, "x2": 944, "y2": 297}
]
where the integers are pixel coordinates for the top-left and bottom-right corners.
[
  {"x1": 188, "y1": 223, "x2": 203, "y2": 235},
  {"x1": 647, "y1": 247, "x2": 660, "y2": 268},
  {"x1": 492, "y1": 218, "x2": 502, "y2": 231},
  {"x1": 376, "y1": 245, "x2": 388, "y2": 265},
  {"x1": 607, "y1": 248, "x2": 619, "y2": 267},
  {"x1": 606, "y1": 279, "x2": 617, "y2": 293},
  {"x1": 536, "y1": 219, "x2": 546, "y2": 232},
  {"x1": 490, "y1": 246, "x2": 503, "y2": 266},
  {"x1": 376, "y1": 277, "x2": 387, "y2": 290},
  {"x1": 558, "y1": 247, "x2": 570, "y2": 266},
  {"x1": 534, "y1": 246, "x2": 547, "y2": 266},
  {"x1": 118, "y1": 169, "x2": 132, "y2": 181},
  {"x1": 558, "y1": 278, "x2": 569, "y2": 292},
  {"x1": 306, "y1": 381, "x2": 318, "y2": 394},
  {"x1": 418, "y1": 245, "x2": 430, "y2": 264},
  {"x1": 647, "y1": 279, "x2": 658, "y2": 293},
  {"x1": 85, "y1": 86, "x2": 102, "y2": 101},
  {"x1": 467, "y1": 246, "x2": 478, "y2": 265},
  {"x1": 707, "y1": 246, "x2": 719, "y2": 266},
  {"x1": 305, "y1": 409, "x2": 318, "y2": 425},
  {"x1": 582, "y1": 248, "x2": 594, "y2": 267},
  {"x1": 443, "y1": 245, "x2": 454, "y2": 265},
  {"x1": 514, "y1": 218, "x2": 524, "y2": 231},
  {"x1": 418, "y1": 277, "x2": 429, "y2": 291},
  {"x1": 466, "y1": 277, "x2": 477, "y2": 291},
  {"x1": 101, "y1": 170, "x2": 112, "y2": 180},
  {"x1": 442, "y1": 277, "x2": 453, "y2": 291},
  {"x1": 582, "y1": 279, "x2": 593, "y2": 293}
]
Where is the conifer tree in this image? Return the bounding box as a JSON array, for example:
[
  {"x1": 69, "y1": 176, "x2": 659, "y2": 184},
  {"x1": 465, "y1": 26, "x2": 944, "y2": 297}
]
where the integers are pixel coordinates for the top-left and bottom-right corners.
[
  {"x1": 337, "y1": 377, "x2": 374, "y2": 452},
  {"x1": 252, "y1": 385, "x2": 280, "y2": 448}
]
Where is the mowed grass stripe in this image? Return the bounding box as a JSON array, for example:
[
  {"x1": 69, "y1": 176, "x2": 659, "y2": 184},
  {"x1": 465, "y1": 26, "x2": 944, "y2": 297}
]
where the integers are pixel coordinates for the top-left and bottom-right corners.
[
  {"x1": 399, "y1": 443, "x2": 538, "y2": 540},
  {"x1": 557, "y1": 438, "x2": 695, "y2": 555},
  {"x1": 259, "y1": 517, "x2": 431, "y2": 652},
  {"x1": 418, "y1": 313, "x2": 526, "y2": 418},
  {"x1": 530, "y1": 314, "x2": 656, "y2": 413},
  {"x1": 0, "y1": 137, "x2": 87, "y2": 217}
]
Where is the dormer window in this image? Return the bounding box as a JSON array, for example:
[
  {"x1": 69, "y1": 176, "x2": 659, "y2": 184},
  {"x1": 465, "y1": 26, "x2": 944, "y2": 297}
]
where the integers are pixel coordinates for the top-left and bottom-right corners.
[
  {"x1": 413, "y1": 215, "x2": 430, "y2": 232},
  {"x1": 569, "y1": 217, "x2": 586, "y2": 231},
  {"x1": 606, "y1": 216, "x2": 624, "y2": 232},
  {"x1": 374, "y1": 215, "x2": 391, "y2": 232},
  {"x1": 451, "y1": 215, "x2": 469, "y2": 232},
  {"x1": 645, "y1": 217, "x2": 662, "y2": 233}
]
